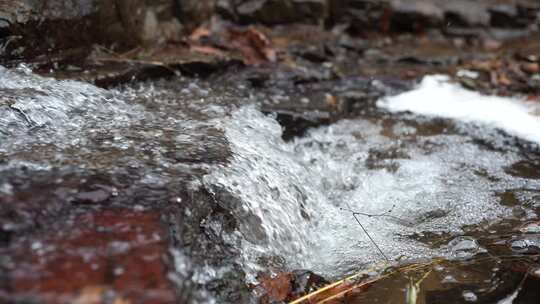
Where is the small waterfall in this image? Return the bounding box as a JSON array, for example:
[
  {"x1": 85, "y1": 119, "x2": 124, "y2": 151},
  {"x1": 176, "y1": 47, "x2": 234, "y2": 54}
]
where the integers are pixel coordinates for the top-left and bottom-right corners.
[{"x1": 204, "y1": 105, "x2": 538, "y2": 279}]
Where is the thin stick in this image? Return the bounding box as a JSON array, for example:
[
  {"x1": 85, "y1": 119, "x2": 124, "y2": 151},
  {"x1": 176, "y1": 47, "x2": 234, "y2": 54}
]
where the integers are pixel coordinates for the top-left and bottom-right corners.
[
  {"x1": 351, "y1": 212, "x2": 390, "y2": 262},
  {"x1": 341, "y1": 206, "x2": 414, "y2": 226},
  {"x1": 9, "y1": 105, "x2": 34, "y2": 127}
]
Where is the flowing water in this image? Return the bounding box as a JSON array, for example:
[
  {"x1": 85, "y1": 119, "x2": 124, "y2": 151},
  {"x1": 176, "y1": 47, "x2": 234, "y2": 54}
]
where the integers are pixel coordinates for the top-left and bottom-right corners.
[
  {"x1": 204, "y1": 103, "x2": 539, "y2": 280},
  {"x1": 2, "y1": 65, "x2": 540, "y2": 302}
]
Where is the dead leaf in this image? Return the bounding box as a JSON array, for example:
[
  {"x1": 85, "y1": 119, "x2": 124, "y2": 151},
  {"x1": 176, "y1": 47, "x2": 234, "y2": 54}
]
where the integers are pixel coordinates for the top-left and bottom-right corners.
[
  {"x1": 244, "y1": 27, "x2": 277, "y2": 62},
  {"x1": 521, "y1": 62, "x2": 539, "y2": 74},
  {"x1": 74, "y1": 286, "x2": 104, "y2": 304},
  {"x1": 112, "y1": 296, "x2": 132, "y2": 304},
  {"x1": 256, "y1": 273, "x2": 293, "y2": 303},
  {"x1": 325, "y1": 93, "x2": 338, "y2": 110},
  {"x1": 189, "y1": 45, "x2": 227, "y2": 58},
  {"x1": 228, "y1": 27, "x2": 277, "y2": 65}
]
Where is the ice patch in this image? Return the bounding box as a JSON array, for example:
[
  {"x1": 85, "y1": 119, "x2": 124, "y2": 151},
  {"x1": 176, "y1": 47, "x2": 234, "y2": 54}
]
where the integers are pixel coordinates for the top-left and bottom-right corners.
[{"x1": 378, "y1": 75, "x2": 540, "y2": 145}]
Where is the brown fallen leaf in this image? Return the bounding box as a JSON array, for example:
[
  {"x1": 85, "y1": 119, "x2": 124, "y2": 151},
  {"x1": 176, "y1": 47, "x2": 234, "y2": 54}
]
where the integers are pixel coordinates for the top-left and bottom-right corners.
[
  {"x1": 228, "y1": 26, "x2": 277, "y2": 65},
  {"x1": 112, "y1": 296, "x2": 132, "y2": 304},
  {"x1": 74, "y1": 286, "x2": 104, "y2": 304},
  {"x1": 244, "y1": 27, "x2": 277, "y2": 62},
  {"x1": 189, "y1": 45, "x2": 227, "y2": 58},
  {"x1": 325, "y1": 93, "x2": 338, "y2": 110},
  {"x1": 256, "y1": 272, "x2": 294, "y2": 304},
  {"x1": 521, "y1": 62, "x2": 539, "y2": 74}
]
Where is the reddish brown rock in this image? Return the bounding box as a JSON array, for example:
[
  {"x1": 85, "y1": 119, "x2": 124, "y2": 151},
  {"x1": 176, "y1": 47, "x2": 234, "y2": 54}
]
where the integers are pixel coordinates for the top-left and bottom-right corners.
[
  {"x1": 1, "y1": 209, "x2": 177, "y2": 304},
  {"x1": 255, "y1": 272, "x2": 294, "y2": 303},
  {"x1": 253, "y1": 270, "x2": 328, "y2": 303}
]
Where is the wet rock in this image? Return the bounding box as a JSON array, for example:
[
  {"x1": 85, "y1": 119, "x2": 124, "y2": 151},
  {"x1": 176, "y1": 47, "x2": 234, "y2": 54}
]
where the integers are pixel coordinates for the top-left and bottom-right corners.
[
  {"x1": 0, "y1": 164, "x2": 247, "y2": 303},
  {"x1": 254, "y1": 270, "x2": 327, "y2": 303},
  {"x1": 462, "y1": 290, "x2": 478, "y2": 302},
  {"x1": 269, "y1": 109, "x2": 331, "y2": 140},
  {"x1": 512, "y1": 274, "x2": 540, "y2": 303},
  {"x1": 255, "y1": 272, "x2": 293, "y2": 303},
  {"x1": 1, "y1": 209, "x2": 177, "y2": 304},
  {"x1": 443, "y1": 1, "x2": 491, "y2": 28},
  {"x1": 176, "y1": 0, "x2": 216, "y2": 32},
  {"x1": 328, "y1": 0, "x2": 389, "y2": 33},
  {"x1": 328, "y1": 0, "x2": 540, "y2": 35},
  {"x1": 0, "y1": 0, "x2": 104, "y2": 65},
  {"x1": 73, "y1": 188, "x2": 111, "y2": 204},
  {"x1": 365, "y1": 146, "x2": 408, "y2": 172},
  {"x1": 496, "y1": 190, "x2": 520, "y2": 207},
  {"x1": 505, "y1": 159, "x2": 540, "y2": 179},
  {"x1": 0, "y1": 0, "x2": 98, "y2": 25},
  {"x1": 389, "y1": 0, "x2": 443, "y2": 32},
  {"x1": 510, "y1": 235, "x2": 540, "y2": 254},
  {"x1": 0, "y1": 0, "x2": 187, "y2": 67},
  {"x1": 290, "y1": 270, "x2": 328, "y2": 297}
]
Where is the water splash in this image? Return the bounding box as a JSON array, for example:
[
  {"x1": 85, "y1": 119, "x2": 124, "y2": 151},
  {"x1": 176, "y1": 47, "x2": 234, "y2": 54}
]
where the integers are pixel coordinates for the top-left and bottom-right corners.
[
  {"x1": 0, "y1": 64, "x2": 139, "y2": 150},
  {"x1": 204, "y1": 105, "x2": 539, "y2": 279}
]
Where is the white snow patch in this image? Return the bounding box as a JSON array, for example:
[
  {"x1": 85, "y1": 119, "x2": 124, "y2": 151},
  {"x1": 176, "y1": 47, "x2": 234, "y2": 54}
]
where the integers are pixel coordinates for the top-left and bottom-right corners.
[{"x1": 378, "y1": 75, "x2": 540, "y2": 145}]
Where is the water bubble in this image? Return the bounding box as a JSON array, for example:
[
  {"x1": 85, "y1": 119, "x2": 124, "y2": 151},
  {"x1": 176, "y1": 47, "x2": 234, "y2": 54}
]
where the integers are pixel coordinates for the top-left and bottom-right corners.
[
  {"x1": 442, "y1": 275, "x2": 458, "y2": 284},
  {"x1": 519, "y1": 222, "x2": 540, "y2": 234},
  {"x1": 0, "y1": 182, "x2": 13, "y2": 195},
  {"x1": 113, "y1": 267, "x2": 125, "y2": 276},
  {"x1": 447, "y1": 237, "x2": 485, "y2": 258},
  {"x1": 510, "y1": 236, "x2": 540, "y2": 253},
  {"x1": 31, "y1": 241, "x2": 43, "y2": 251},
  {"x1": 462, "y1": 290, "x2": 478, "y2": 302}
]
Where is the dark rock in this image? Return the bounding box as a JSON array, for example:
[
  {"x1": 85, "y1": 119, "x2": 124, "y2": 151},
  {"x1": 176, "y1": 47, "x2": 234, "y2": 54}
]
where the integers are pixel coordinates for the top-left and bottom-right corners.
[
  {"x1": 327, "y1": 0, "x2": 390, "y2": 33},
  {"x1": 388, "y1": 0, "x2": 443, "y2": 33},
  {"x1": 328, "y1": 0, "x2": 540, "y2": 35},
  {"x1": 176, "y1": 0, "x2": 216, "y2": 32},
  {"x1": 505, "y1": 159, "x2": 540, "y2": 179},
  {"x1": 0, "y1": 0, "x2": 186, "y2": 67},
  {"x1": 290, "y1": 270, "x2": 328, "y2": 297},
  {"x1": 235, "y1": 0, "x2": 326, "y2": 25},
  {"x1": 443, "y1": 1, "x2": 491, "y2": 28},
  {"x1": 0, "y1": 0, "x2": 104, "y2": 65},
  {"x1": 489, "y1": 4, "x2": 518, "y2": 27},
  {"x1": 216, "y1": 0, "x2": 238, "y2": 21}
]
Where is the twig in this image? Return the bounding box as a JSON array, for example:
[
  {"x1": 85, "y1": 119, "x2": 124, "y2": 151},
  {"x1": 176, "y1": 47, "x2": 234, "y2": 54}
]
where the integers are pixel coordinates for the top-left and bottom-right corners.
[
  {"x1": 351, "y1": 212, "x2": 390, "y2": 262},
  {"x1": 9, "y1": 105, "x2": 34, "y2": 127},
  {"x1": 92, "y1": 57, "x2": 178, "y2": 73},
  {"x1": 342, "y1": 205, "x2": 415, "y2": 225},
  {"x1": 289, "y1": 260, "x2": 440, "y2": 304},
  {"x1": 340, "y1": 204, "x2": 411, "y2": 262}
]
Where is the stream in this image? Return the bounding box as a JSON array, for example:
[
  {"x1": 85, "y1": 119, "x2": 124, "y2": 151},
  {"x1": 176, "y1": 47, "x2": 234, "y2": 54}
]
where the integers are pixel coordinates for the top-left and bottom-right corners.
[{"x1": 2, "y1": 64, "x2": 540, "y2": 303}]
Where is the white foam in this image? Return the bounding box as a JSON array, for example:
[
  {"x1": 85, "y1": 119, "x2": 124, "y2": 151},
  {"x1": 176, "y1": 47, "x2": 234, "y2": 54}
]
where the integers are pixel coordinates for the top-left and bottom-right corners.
[
  {"x1": 378, "y1": 75, "x2": 540, "y2": 145},
  {"x1": 204, "y1": 106, "x2": 537, "y2": 280}
]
